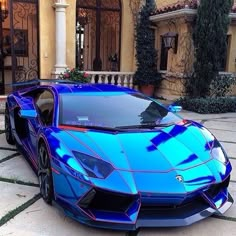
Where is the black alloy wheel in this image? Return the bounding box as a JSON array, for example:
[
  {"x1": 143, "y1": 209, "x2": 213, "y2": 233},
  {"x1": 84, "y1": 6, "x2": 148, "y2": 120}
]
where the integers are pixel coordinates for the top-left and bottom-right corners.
[
  {"x1": 5, "y1": 105, "x2": 15, "y2": 145},
  {"x1": 38, "y1": 142, "x2": 54, "y2": 204}
]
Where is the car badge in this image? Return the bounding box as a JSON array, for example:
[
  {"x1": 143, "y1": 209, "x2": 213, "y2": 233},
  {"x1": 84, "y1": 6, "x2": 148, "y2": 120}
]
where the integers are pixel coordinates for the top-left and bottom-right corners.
[{"x1": 176, "y1": 175, "x2": 184, "y2": 183}]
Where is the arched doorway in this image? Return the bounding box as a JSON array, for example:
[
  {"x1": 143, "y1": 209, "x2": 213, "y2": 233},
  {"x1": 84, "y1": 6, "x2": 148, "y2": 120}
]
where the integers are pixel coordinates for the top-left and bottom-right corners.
[
  {"x1": 0, "y1": 0, "x2": 39, "y2": 94},
  {"x1": 76, "y1": 0, "x2": 121, "y2": 71}
]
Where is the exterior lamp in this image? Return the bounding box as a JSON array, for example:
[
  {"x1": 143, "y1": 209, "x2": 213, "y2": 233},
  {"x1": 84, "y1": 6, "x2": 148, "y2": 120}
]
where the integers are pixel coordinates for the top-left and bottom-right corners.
[
  {"x1": 162, "y1": 32, "x2": 178, "y2": 54},
  {"x1": 0, "y1": 0, "x2": 8, "y2": 21}
]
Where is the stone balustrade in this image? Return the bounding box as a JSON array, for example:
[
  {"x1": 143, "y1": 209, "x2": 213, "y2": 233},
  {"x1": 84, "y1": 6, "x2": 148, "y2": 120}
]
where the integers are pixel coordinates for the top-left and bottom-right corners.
[{"x1": 86, "y1": 71, "x2": 135, "y2": 88}]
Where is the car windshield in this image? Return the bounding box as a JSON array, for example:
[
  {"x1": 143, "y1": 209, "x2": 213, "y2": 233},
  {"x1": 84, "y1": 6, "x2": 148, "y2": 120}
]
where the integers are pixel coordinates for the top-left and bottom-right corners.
[{"x1": 59, "y1": 92, "x2": 182, "y2": 129}]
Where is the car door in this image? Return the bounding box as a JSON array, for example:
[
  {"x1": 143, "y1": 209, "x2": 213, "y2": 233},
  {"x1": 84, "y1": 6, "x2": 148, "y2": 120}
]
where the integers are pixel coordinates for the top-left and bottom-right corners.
[{"x1": 28, "y1": 89, "x2": 55, "y2": 159}]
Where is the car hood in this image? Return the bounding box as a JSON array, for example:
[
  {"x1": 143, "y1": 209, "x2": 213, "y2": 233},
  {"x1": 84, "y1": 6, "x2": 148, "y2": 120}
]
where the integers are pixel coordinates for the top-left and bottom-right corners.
[
  {"x1": 55, "y1": 121, "x2": 231, "y2": 195},
  {"x1": 59, "y1": 122, "x2": 215, "y2": 171}
]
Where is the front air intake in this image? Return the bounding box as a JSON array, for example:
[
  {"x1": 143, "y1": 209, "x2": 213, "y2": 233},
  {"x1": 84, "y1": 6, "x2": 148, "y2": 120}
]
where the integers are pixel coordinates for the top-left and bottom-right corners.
[{"x1": 79, "y1": 188, "x2": 136, "y2": 212}]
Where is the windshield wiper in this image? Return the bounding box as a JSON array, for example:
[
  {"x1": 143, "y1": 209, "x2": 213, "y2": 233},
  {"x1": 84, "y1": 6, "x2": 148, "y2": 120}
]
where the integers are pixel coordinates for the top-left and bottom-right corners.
[
  {"x1": 116, "y1": 123, "x2": 174, "y2": 130},
  {"x1": 60, "y1": 124, "x2": 122, "y2": 132}
]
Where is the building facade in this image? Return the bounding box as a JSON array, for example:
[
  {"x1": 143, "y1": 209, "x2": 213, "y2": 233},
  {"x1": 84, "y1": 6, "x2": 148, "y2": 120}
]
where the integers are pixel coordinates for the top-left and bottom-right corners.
[
  {"x1": 0, "y1": 0, "x2": 236, "y2": 96},
  {"x1": 151, "y1": 0, "x2": 236, "y2": 98}
]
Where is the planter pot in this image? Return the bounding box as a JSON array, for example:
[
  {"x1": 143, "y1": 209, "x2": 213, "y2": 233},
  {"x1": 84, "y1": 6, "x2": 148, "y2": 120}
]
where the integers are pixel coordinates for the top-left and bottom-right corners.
[{"x1": 139, "y1": 84, "x2": 155, "y2": 97}]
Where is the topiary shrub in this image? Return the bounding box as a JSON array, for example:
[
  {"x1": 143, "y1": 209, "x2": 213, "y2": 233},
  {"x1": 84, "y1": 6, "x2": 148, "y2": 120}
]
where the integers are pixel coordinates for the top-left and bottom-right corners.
[
  {"x1": 176, "y1": 97, "x2": 236, "y2": 114},
  {"x1": 134, "y1": 0, "x2": 161, "y2": 86},
  {"x1": 187, "y1": 0, "x2": 233, "y2": 98},
  {"x1": 210, "y1": 74, "x2": 236, "y2": 97}
]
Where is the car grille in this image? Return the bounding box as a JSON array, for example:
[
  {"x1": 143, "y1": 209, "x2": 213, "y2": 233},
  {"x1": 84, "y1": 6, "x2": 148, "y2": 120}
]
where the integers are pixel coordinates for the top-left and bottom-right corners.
[
  {"x1": 139, "y1": 197, "x2": 208, "y2": 219},
  {"x1": 78, "y1": 188, "x2": 137, "y2": 212}
]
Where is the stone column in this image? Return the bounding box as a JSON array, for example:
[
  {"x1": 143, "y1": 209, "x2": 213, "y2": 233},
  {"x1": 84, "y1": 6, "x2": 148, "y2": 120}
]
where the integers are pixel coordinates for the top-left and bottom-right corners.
[{"x1": 52, "y1": 0, "x2": 69, "y2": 77}]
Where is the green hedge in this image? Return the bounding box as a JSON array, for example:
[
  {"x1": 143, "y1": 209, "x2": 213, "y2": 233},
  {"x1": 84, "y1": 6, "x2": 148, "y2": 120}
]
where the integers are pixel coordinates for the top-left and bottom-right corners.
[{"x1": 176, "y1": 97, "x2": 236, "y2": 114}]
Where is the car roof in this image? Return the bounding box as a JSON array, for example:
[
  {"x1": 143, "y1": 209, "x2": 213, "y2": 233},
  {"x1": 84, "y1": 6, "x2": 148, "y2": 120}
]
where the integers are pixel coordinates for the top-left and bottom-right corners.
[{"x1": 48, "y1": 83, "x2": 137, "y2": 94}]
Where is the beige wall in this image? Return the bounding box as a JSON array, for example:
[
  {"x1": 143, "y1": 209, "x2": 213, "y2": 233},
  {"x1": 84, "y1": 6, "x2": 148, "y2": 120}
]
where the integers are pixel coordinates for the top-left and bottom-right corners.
[
  {"x1": 156, "y1": 0, "x2": 178, "y2": 8},
  {"x1": 120, "y1": 0, "x2": 135, "y2": 71},
  {"x1": 66, "y1": 0, "x2": 76, "y2": 70},
  {"x1": 227, "y1": 25, "x2": 236, "y2": 72},
  {"x1": 39, "y1": 0, "x2": 55, "y2": 78},
  {"x1": 156, "y1": 19, "x2": 194, "y2": 75}
]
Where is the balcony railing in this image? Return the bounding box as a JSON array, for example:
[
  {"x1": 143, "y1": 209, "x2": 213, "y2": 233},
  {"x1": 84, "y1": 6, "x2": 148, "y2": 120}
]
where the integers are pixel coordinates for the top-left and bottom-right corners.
[{"x1": 87, "y1": 71, "x2": 134, "y2": 88}]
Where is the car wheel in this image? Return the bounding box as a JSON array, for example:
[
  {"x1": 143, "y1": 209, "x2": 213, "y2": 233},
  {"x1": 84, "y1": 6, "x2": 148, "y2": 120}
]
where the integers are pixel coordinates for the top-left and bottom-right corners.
[
  {"x1": 5, "y1": 105, "x2": 15, "y2": 145},
  {"x1": 38, "y1": 142, "x2": 54, "y2": 204}
]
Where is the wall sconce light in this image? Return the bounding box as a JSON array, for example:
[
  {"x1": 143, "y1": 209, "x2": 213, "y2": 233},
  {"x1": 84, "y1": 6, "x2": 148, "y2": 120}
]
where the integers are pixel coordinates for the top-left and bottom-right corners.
[
  {"x1": 0, "y1": 0, "x2": 8, "y2": 22},
  {"x1": 162, "y1": 32, "x2": 178, "y2": 54}
]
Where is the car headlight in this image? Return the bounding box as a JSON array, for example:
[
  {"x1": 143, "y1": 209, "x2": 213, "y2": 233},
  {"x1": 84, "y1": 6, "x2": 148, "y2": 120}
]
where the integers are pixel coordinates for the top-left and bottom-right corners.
[
  {"x1": 211, "y1": 147, "x2": 228, "y2": 164},
  {"x1": 73, "y1": 152, "x2": 114, "y2": 179}
]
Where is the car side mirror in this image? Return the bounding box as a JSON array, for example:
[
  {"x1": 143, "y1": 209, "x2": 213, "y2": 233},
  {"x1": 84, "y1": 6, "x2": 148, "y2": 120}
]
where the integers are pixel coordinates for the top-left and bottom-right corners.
[
  {"x1": 19, "y1": 109, "x2": 37, "y2": 119},
  {"x1": 168, "y1": 105, "x2": 182, "y2": 113}
]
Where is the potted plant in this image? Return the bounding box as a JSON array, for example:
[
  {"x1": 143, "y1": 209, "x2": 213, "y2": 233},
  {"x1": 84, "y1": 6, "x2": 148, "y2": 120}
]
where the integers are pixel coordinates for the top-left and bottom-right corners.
[
  {"x1": 134, "y1": 0, "x2": 161, "y2": 96},
  {"x1": 59, "y1": 68, "x2": 91, "y2": 83}
]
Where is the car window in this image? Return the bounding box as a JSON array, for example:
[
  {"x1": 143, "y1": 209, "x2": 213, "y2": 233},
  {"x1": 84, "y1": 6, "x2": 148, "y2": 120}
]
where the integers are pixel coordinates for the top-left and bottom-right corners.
[
  {"x1": 59, "y1": 92, "x2": 182, "y2": 128},
  {"x1": 35, "y1": 90, "x2": 54, "y2": 126}
]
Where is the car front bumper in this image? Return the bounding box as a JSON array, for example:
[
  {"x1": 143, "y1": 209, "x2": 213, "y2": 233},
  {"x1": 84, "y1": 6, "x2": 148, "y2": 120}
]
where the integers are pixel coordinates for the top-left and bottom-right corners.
[{"x1": 54, "y1": 186, "x2": 233, "y2": 231}]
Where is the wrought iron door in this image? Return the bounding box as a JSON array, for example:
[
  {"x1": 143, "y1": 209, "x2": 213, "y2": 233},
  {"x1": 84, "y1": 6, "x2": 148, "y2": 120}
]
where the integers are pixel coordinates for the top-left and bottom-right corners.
[
  {"x1": 1, "y1": 0, "x2": 39, "y2": 93},
  {"x1": 76, "y1": 0, "x2": 121, "y2": 71},
  {"x1": 0, "y1": 2, "x2": 6, "y2": 94},
  {"x1": 0, "y1": 22, "x2": 4, "y2": 94}
]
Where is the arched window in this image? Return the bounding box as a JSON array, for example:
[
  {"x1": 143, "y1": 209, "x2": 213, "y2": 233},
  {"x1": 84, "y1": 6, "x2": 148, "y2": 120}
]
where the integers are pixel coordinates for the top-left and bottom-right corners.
[{"x1": 76, "y1": 0, "x2": 121, "y2": 71}]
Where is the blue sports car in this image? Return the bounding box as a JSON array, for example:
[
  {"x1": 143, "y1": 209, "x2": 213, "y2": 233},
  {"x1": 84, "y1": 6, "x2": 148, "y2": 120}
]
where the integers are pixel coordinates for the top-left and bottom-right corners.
[{"x1": 5, "y1": 81, "x2": 233, "y2": 230}]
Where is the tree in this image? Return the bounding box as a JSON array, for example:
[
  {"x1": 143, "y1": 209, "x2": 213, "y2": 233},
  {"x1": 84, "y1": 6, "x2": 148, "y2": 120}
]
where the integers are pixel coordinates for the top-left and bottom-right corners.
[
  {"x1": 134, "y1": 0, "x2": 160, "y2": 87},
  {"x1": 187, "y1": 0, "x2": 233, "y2": 98}
]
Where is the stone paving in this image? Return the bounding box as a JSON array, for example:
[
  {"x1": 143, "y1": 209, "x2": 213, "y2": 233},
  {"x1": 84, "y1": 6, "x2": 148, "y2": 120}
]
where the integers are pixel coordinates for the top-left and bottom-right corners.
[{"x1": 0, "y1": 110, "x2": 236, "y2": 236}]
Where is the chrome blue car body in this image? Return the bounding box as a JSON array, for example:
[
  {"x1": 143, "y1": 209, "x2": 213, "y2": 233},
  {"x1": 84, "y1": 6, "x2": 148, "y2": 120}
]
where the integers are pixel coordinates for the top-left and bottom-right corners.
[{"x1": 5, "y1": 82, "x2": 233, "y2": 230}]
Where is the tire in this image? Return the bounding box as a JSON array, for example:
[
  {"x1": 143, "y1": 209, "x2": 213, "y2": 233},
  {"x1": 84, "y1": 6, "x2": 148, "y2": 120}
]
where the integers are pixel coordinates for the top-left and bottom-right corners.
[
  {"x1": 38, "y1": 142, "x2": 54, "y2": 204},
  {"x1": 5, "y1": 105, "x2": 15, "y2": 145}
]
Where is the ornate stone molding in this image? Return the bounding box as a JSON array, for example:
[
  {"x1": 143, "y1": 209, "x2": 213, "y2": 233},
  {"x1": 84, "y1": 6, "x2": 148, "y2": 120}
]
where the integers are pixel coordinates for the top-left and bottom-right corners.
[
  {"x1": 150, "y1": 8, "x2": 197, "y2": 23},
  {"x1": 151, "y1": 8, "x2": 236, "y2": 25},
  {"x1": 53, "y1": 0, "x2": 68, "y2": 6}
]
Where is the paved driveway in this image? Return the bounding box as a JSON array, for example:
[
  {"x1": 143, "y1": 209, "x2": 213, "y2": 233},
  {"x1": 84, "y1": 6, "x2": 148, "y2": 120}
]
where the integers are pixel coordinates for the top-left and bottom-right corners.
[{"x1": 0, "y1": 111, "x2": 236, "y2": 236}]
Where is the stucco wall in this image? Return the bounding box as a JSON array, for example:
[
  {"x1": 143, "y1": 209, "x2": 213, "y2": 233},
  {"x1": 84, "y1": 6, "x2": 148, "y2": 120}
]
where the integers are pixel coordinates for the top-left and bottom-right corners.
[
  {"x1": 156, "y1": 19, "x2": 194, "y2": 74},
  {"x1": 228, "y1": 25, "x2": 236, "y2": 73},
  {"x1": 120, "y1": 1, "x2": 135, "y2": 71},
  {"x1": 39, "y1": 1, "x2": 55, "y2": 78},
  {"x1": 156, "y1": 0, "x2": 178, "y2": 8},
  {"x1": 66, "y1": 0, "x2": 76, "y2": 71}
]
